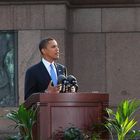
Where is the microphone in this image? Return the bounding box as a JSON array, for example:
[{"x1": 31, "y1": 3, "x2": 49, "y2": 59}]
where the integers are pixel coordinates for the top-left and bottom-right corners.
[
  {"x1": 67, "y1": 75, "x2": 78, "y2": 92},
  {"x1": 57, "y1": 75, "x2": 68, "y2": 93}
]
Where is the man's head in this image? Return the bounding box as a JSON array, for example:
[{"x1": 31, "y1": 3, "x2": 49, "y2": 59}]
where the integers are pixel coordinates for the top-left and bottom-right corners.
[{"x1": 39, "y1": 38, "x2": 59, "y2": 62}]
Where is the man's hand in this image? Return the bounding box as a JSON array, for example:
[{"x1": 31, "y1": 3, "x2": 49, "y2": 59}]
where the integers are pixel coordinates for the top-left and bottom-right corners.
[{"x1": 45, "y1": 81, "x2": 60, "y2": 94}]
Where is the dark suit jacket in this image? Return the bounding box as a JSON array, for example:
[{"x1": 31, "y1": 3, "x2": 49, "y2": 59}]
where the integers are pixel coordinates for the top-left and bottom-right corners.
[{"x1": 24, "y1": 61, "x2": 67, "y2": 100}]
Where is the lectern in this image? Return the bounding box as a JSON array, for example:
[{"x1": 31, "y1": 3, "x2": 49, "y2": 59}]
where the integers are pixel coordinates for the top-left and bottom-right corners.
[{"x1": 24, "y1": 92, "x2": 109, "y2": 140}]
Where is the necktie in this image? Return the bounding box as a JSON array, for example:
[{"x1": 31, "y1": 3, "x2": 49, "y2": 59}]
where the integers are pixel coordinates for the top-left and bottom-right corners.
[{"x1": 50, "y1": 64, "x2": 57, "y2": 86}]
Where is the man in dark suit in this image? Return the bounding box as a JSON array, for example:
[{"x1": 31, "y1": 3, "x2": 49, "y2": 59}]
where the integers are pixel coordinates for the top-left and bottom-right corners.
[{"x1": 24, "y1": 38, "x2": 67, "y2": 100}]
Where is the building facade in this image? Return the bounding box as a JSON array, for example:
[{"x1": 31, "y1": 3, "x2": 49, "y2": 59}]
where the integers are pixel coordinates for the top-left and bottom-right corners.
[{"x1": 0, "y1": 0, "x2": 140, "y2": 138}]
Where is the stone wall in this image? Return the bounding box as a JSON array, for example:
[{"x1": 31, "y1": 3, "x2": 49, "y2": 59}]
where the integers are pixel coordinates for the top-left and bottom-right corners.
[{"x1": 0, "y1": 1, "x2": 140, "y2": 137}]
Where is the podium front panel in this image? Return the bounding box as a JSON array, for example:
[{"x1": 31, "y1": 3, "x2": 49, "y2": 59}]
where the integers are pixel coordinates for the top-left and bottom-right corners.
[{"x1": 25, "y1": 93, "x2": 109, "y2": 140}]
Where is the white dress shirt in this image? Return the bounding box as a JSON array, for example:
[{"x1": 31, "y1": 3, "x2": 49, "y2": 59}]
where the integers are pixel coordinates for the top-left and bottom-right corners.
[{"x1": 42, "y1": 58, "x2": 58, "y2": 79}]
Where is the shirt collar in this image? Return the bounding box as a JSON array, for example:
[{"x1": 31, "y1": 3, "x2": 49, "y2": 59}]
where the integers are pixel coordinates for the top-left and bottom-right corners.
[
  {"x1": 42, "y1": 58, "x2": 55, "y2": 68},
  {"x1": 42, "y1": 58, "x2": 57, "y2": 77}
]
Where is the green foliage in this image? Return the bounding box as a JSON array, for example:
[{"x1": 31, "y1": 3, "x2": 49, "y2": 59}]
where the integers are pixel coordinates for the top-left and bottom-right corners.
[
  {"x1": 105, "y1": 99, "x2": 140, "y2": 140},
  {"x1": 7, "y1": 134, "x2": 21, "y2": 140},
  {"x1": 83, "y1": 131, "x2": 100, "y2": 140},
  {"x1": 6, "y1": 104, "x2": 37, "y2": 140},
  {"x1": 64, "y1": 127, "x2": 84, "y2": 140},
  {"x1": 82, "y1": 124, "x2": 106, "y2": 140}
]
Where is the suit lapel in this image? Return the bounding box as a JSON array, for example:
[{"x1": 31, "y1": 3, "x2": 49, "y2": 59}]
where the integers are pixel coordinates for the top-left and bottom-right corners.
[
  {"x1": 55, "y1": 63, "x2": 63, "y2": 77},
  {"x1": 39, "y1": 61, "x2": 51, "y2": 80}
]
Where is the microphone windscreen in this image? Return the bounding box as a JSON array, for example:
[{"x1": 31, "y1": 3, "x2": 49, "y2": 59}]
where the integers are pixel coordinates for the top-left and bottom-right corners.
[
  {"x1": 57, "y1": 75, "x2": 67, "y2": 84},
  {"x1": 67, "y1": 75, "x2": 77, "y2": 85}
]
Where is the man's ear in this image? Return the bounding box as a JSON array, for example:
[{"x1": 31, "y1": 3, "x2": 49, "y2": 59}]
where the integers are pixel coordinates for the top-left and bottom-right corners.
[{"x1": 41, "y1": 48, "x2": 45, "y2": 54}]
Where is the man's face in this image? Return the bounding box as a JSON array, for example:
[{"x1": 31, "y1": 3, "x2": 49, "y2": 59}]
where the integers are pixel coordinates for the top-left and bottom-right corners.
[{"x1": 42, "y1": 39, "x2": 59, "y2": 62}]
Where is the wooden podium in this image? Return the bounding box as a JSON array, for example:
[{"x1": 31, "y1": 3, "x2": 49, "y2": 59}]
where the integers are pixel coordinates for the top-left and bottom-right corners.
[{"x1": 24, "y1": 92, "x2": 109, "y2": 140}]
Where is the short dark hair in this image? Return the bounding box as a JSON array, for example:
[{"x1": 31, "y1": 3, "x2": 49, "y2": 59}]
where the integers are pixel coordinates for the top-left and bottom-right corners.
[{"x1": 39, "y1": 38, "x2": 54, "y2": 54}]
